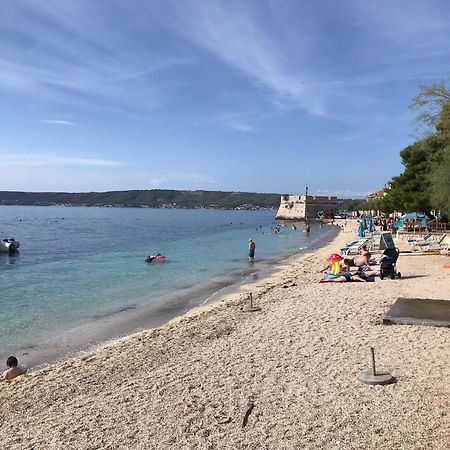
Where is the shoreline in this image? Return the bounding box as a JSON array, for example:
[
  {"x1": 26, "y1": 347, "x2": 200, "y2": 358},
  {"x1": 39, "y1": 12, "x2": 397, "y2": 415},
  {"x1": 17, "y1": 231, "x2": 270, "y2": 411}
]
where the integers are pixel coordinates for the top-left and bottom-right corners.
[
  {"x1": 2, "y1": 220, "x2": 449, "y2": 449},
  {"x1": 16, "y1": 224, "x2": 339, "y2": 371}
]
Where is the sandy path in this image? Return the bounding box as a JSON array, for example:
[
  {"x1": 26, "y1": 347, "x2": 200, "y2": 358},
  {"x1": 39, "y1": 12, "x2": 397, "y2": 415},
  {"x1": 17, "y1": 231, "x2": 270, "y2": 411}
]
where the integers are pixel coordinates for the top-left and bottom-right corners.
[{"x1": 1, "y1": 223, "x2": 449, "y2": 449}]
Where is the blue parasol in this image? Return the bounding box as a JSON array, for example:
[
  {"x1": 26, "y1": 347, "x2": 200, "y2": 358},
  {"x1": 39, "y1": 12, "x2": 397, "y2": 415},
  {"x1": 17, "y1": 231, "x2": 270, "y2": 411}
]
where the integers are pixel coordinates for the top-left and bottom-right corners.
[
  {"x1": 365, "y1": 215, "x2": 375, "y2": 233},
  {"x1": 357, "y1": 218, "x2": 366, "y2": 237}
]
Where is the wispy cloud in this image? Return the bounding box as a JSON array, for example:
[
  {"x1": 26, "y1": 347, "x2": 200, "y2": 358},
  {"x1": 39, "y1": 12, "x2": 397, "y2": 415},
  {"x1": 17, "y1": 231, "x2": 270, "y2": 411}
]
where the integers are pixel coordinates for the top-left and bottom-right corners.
[
  {"x1": 226, "y1": 121, "x2": 253, "y2": 132},
  {"x1": 151, "y1": 1, "x2": 319, "y2": 113},
  {"x1": 146, "y1": 0, "x2": 450, "y2": 118},
  {"x1": 0, "y1": 153, "x2": 122, "y2": 167},
  {"x1": 2, "y1": 0, "x2": 449, "y2": 120},
  {"x1": 148, "y1": 172, "x2": 218, "y2": 189},
  {"x1": 334, "y1": 135, "x2": 362, "y2": 143},
  {"x1": 39, "y1": 119, "x2": 78, "y2": 126},
  {"x1": 198, "y1": 111, "x2": 258, "y2": 132},
  {"x1": 0, "y1": 1, "x2": 192, "y2": 110}
]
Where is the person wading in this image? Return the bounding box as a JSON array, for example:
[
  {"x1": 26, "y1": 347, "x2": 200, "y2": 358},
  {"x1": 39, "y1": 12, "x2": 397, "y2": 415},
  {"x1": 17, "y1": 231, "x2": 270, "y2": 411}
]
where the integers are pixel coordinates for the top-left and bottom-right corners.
[{"x1": 248, "y1": 239, "x2": 256, "y2": 262}]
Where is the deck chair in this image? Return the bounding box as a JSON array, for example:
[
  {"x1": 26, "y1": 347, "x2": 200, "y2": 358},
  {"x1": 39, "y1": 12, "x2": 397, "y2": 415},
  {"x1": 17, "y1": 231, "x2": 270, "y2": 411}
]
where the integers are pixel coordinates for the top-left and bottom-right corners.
[
  {"x1": 414, "y1": 234, "x2": 446, "y2": 252},
  {"x1": 340, "y1": 239, "x2": 369, "y2": 255},
  {"x1": 408, "y1": 232, "x2": 432, "y2": 246}
]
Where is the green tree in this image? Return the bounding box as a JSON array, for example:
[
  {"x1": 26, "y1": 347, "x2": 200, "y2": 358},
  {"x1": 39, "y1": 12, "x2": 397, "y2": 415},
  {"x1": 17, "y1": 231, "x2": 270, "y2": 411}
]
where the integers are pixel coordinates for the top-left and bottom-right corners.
[
  {"x1": 384, "y1": 135, "x2": 446, "y2": 213},
  {"x1": 409, "y1": 79, "x2": 450, "y2": 130},
  {"x1": 429, "y1": 144, "x2": 450, "y2": 217},
  {"x1": 383, "y1": 80, "x2": 450, "y2": 215}
]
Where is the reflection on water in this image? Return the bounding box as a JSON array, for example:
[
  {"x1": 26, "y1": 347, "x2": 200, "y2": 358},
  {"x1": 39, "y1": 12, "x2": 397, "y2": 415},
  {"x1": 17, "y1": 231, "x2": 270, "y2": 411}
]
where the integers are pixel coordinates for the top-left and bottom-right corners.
[{"x1": 0, "y1": 253, "x2": 20, "y2": 265}]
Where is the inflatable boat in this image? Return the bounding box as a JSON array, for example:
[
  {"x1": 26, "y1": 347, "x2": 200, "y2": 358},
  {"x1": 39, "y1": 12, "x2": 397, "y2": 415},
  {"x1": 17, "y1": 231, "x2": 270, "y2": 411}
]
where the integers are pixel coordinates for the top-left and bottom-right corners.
[
  {"x1": 0, "y1": 238, "x2": 20, "y2": 253},
  {"x1": 146, "y1": 254, "x2": 166, "y2": 263}
]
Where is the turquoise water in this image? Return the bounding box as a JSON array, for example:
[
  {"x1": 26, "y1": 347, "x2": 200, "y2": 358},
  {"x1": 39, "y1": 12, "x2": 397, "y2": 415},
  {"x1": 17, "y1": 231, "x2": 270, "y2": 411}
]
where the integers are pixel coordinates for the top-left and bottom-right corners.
[{"x1": 0, "y1": 206, "x2": 337, "y2": 365}]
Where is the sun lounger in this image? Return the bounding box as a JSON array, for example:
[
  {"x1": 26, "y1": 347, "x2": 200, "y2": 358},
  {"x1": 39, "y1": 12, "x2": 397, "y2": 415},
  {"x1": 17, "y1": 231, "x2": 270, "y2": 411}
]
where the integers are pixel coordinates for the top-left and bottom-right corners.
[
  {"x1": 408, "y1": 232, "x2": 433, "y2": 246},
  {"x1": 340, "y1": 239, "x2": 369, "y2": 255},
  {"x1": 413, "y1": 234, "x2": 447, "y2": 252}
]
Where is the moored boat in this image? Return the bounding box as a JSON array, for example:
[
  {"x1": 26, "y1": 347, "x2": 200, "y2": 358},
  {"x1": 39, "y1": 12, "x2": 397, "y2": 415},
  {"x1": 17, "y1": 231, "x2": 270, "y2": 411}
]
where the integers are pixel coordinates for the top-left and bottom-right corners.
[{"x1": 0, "y1": 238, "x2": 20, "y2": 253}]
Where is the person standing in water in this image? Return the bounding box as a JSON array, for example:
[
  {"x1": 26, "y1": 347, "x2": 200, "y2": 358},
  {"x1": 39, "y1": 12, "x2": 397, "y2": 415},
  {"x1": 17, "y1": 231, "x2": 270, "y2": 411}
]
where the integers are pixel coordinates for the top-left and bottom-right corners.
[{"x1": 248, "y1": 239, "x2": 256, "y2": 262}]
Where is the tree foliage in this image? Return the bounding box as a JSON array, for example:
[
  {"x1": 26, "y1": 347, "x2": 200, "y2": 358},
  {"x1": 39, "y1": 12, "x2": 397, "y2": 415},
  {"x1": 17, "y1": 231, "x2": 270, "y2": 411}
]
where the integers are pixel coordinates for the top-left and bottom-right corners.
[
  {"x1": 429, "y1": 144, "x2": 450, "y2": 217},
  {"x1": 409, "y1": 79, "x2": 450, "y2": 130},
  {"x1": 383, "y1": 80, "x2": 450, "y2": 217}
]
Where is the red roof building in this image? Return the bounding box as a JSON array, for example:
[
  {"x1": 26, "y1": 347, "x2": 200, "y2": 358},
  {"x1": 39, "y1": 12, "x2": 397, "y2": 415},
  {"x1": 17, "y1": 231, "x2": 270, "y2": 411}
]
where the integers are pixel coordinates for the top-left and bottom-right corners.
[{"x1": 367, "y1": 189, "x2": 386, "y2": 200}]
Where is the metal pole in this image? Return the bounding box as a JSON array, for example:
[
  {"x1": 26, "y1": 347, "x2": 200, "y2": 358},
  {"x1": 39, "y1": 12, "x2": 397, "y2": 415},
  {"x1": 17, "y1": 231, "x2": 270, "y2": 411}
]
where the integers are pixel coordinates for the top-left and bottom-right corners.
[
  {"x1": 249, "y1": 293, "x2": 253, "y2": 308},
  {"x1": 370, "y1": 347, "x2": 377, "y2": 376}
]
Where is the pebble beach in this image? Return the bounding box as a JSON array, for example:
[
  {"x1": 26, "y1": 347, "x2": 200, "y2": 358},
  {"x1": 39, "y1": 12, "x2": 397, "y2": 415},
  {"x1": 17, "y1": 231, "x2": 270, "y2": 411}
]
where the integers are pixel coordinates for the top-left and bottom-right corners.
[{"x1": 1, "y1": 221, "x2": 449, "y2": 450}]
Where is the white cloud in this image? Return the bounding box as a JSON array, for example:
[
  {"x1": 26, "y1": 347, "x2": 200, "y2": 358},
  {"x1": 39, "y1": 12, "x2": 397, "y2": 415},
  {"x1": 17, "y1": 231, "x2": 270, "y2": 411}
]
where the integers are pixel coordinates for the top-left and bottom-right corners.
[
  {"x1": 226, "y1": 121, "x2": 253, "y2": 132},
  {"x1": 0, "y1": 153, "x2": 121, "y2": 167},
  {"x1": 156, "y1": 1, "x2": 317, "y2": 112},
  {"x1": 150, "y1": 0, "x2": 450, "y2": 119},
  {"x1": 3, "y1": 0, "x2": 449, "y2": 121},
  {"x1": 40, "y1": 119, "x2": 78, "y2": 126},
  {"x1": 0, "y1": 2, "x2": 192, "y2": 110},
  {"x1": 148, "y1": 172, "x2": 218, "y2": 189},
  {"x1": 198, "y1": 111, "x2": 258, "y2": 132}
]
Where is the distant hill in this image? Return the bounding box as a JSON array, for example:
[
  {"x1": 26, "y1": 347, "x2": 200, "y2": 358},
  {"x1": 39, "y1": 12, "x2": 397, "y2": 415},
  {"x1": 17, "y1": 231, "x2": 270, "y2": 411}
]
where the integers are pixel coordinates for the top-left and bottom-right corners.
[{"x1": 0, "y1": 190, "x2": 282, "y2": 210}]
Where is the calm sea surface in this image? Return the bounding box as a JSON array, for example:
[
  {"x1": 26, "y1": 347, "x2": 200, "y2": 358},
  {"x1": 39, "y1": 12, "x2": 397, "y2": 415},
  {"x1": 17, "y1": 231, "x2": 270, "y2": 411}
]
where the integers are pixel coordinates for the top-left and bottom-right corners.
[{"x1": 0, "y1": 206, "x2": 337, "y2": 367}]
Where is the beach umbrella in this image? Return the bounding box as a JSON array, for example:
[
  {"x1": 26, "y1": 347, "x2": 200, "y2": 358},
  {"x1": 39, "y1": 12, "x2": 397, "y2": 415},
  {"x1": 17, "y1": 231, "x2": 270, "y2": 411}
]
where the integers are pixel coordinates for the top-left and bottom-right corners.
[
  {"x1": 327, "y1": 253, "x2": 343, "y2": 262},
  {"x1": 365, "y1": 216, "x2": 375, "y2": 233},
  {"x1": 357, "y1": 219, "x2": 366, "y2": 238},
  {"x1": 420, "y1": 216, "x2": 428, "y2": 228},
  {"x1": 401, "y1": 212, "x2": 425, "y2": 220}
]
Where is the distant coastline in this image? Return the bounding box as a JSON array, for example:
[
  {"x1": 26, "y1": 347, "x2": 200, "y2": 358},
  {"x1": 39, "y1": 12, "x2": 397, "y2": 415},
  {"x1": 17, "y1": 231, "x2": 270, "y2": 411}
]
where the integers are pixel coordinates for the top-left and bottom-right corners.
[
  {"x1": 0, "y1": 189, "x2": 351, "y2": 211},
  {"x1": 0, "y1": 189, "x2": 279, "y2": 211}
]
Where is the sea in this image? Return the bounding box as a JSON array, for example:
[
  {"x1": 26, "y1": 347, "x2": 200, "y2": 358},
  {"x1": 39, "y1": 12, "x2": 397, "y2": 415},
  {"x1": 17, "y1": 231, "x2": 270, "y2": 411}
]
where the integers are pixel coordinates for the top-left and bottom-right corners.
[{"x1": 0, "y1": 206, "x2": 338, "y2": 369}]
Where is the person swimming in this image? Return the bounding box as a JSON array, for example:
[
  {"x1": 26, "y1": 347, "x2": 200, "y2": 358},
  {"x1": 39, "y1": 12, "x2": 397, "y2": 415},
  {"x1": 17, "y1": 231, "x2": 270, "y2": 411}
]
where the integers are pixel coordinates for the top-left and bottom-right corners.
[{"x1": 146, "y1": 253, "x2": 163, "y2": 262}]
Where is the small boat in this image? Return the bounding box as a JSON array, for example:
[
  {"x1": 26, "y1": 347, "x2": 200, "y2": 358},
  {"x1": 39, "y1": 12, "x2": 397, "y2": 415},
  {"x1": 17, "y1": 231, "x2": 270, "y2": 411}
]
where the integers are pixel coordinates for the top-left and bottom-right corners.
[
  {"x1": 146, "y1": 254, "x2": 166, "y2": 263},
  {"x1": 0, "y1": 238, "x2": 20, "y2": 253}
]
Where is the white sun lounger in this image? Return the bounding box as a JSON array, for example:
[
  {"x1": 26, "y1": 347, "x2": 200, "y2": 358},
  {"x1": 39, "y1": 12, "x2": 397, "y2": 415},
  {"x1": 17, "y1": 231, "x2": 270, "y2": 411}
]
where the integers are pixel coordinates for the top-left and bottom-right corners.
[
  {"x1": 414, "y1": 234, "x2": 447, "y2": 252},
  {"x1": 340, "y1": 239, "x2": 369, "y2": 255},
  {"x1": 408, "y1": 232, "x2": 433, "y2": 246}
]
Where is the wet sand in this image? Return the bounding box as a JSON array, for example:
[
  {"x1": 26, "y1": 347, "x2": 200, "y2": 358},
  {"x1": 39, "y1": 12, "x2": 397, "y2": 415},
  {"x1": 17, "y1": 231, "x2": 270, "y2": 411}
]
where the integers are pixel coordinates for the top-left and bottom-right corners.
[{"x1": 1, "y1": 221, "x2": 449, "y2": 449}]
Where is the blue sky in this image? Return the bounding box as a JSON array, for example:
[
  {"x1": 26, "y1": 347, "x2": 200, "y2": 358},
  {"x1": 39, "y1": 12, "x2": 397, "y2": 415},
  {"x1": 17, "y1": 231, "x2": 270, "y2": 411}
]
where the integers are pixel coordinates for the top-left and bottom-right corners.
[{"x1": 1, "y1": 0, "x2": 450, "y2": 197}]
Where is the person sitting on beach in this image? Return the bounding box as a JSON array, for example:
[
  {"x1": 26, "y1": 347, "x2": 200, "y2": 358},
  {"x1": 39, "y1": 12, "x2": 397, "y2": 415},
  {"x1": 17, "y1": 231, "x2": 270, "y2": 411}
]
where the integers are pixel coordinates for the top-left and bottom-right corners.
[
  {"x1": 320, "y1": 272, "x2": 367, "y2": 283},
  {"x1": 1, "y1": 356, "x2": 22, "y2": 381},
  {"x1": 320, "y1": 253, "x2": 348, "y2": 273},
  {"x1": 320, "y1": 253, "x2": 352, "y2": 280},
  {"x1": 360, "y1": 245, "x2": 370, "y2": 255},
  {"x1": 344, "y1": 251, "x2": 371, "y2": 268}
]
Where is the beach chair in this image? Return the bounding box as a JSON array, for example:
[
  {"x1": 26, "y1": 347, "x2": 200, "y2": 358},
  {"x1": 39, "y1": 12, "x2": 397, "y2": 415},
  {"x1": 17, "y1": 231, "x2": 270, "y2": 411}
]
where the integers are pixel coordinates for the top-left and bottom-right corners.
[
  {"x1": 340, "y1": 239, "x2": 369, "y2": 255},
  {"x1": 413, "y1": 234, "x2": 446, "y2": 252},
  {"x1": 408, "y1": 232, "x2": 432, "y2": 246}
]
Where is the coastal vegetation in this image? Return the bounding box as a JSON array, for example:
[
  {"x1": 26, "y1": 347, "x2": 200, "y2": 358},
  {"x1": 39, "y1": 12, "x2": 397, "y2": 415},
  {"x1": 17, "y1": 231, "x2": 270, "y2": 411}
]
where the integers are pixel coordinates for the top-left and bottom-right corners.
[
  {"x1": 348, "y1": 80, "x2": 450, "y2": 219},
  {"x1": 0, "y1": 189, "x2": 281, "y2": 210}
]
